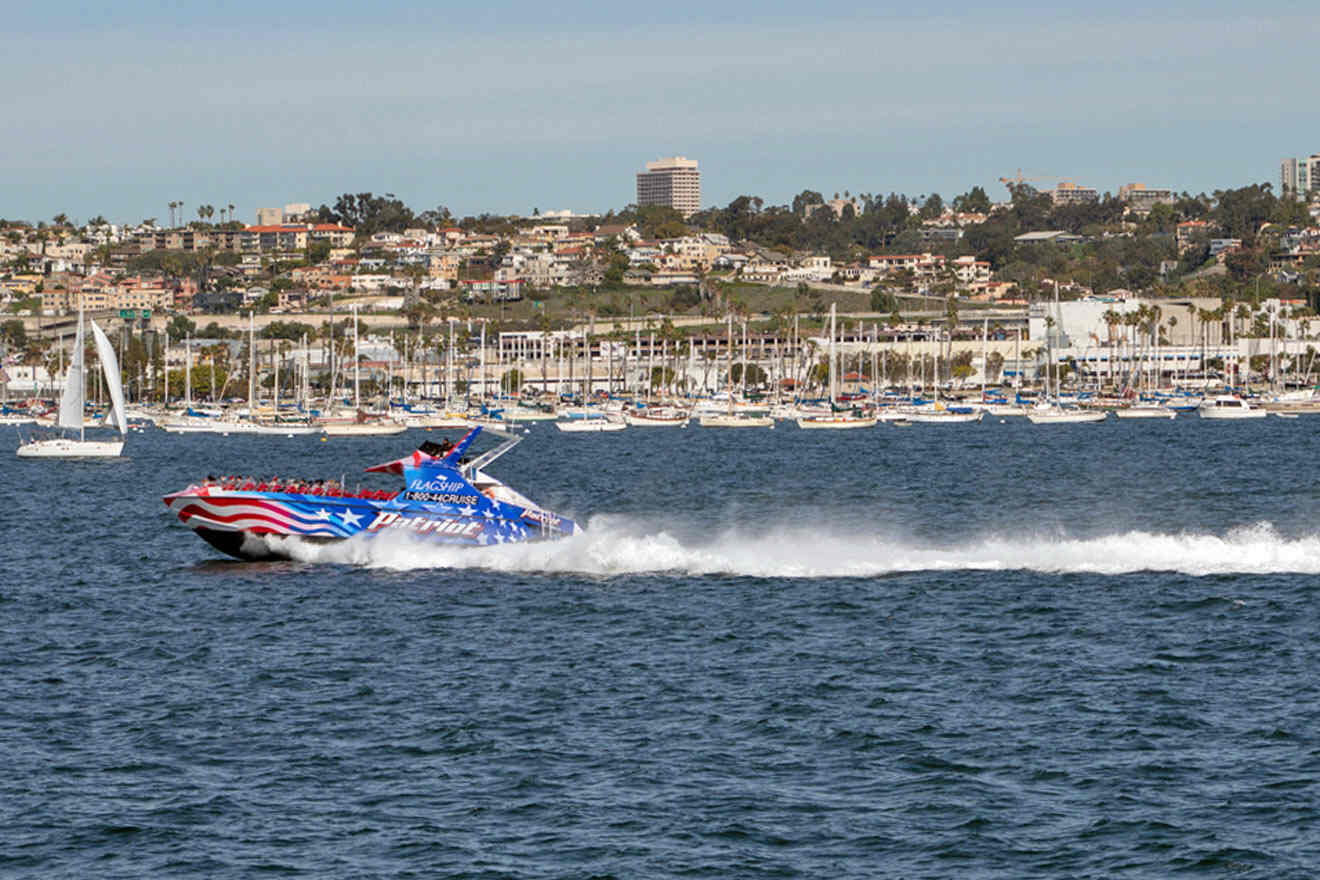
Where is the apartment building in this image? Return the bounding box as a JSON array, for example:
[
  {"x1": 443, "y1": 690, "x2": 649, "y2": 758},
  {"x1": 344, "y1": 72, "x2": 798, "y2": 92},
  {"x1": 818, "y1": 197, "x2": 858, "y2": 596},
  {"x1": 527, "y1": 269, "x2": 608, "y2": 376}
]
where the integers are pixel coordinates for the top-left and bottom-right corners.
[
  {"x1": 1280, "y1": 154, "x2": 1320, "y2": 197},
  {"x1": 137, "y1": 223, "x2": 354, "y2": 255},
  {"x1": 1051, "y1": 181, "x2": 1099, "y2": 206},
  {"x1": 636, "y1": 156, "x2": 701, "y2": 218},
  {"x1": 1117, "y1": 183, "x2": 1175, "y2": 215}
]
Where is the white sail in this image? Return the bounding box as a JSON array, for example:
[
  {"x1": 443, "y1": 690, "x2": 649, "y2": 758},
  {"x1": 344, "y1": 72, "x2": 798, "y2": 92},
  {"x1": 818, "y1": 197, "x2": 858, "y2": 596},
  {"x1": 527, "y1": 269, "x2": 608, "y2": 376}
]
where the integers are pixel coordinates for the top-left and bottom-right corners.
[
  {"x1": 57, "y1": 315, "x2": 86, "y2": 430},
  {"x1": 90, "y1": 320, "x2": 127, "y2": 437}
]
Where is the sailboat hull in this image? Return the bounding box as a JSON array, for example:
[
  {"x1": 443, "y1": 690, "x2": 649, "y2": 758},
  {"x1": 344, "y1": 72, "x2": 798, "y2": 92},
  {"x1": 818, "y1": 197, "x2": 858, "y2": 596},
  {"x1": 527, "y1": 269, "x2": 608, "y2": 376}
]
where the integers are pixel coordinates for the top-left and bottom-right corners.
[{"x1": 16, "y1": 438, "x2": 124, "y2": 458}]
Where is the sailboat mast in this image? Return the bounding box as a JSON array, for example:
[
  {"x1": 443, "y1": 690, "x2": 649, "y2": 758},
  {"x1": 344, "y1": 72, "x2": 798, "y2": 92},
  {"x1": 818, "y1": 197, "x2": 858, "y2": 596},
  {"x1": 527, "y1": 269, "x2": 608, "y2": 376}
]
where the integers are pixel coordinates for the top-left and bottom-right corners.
[
  {"x1": 79, "y1": 299, "x2": 85, "y2": 442},
  {"x1": 185, "y1": 332, "x2": 192, "y2": 409},
  {"x1": 247, "y1": 310, "x2": 255, "y2": 418},
  {"x1": 981, "y1": 317, "x2": 988, "y2": 400},
  {"x1": 726, "y1": 312, "x2": 734, "y2": 416},
  {"x1": 352, "y1": 304, "x2": 360, "y2": 411},
  {"x1": 828, "y1": 302, "x2": 838, "y2": 406}
]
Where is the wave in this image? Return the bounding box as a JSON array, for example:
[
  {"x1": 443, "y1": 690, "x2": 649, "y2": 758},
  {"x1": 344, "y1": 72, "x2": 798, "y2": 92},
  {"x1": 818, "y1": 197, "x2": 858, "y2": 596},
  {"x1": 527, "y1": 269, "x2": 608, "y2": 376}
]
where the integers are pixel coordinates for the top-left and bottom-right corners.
[{"x1": 268, "y1": 519, "x2": 1320, "y2": 578}]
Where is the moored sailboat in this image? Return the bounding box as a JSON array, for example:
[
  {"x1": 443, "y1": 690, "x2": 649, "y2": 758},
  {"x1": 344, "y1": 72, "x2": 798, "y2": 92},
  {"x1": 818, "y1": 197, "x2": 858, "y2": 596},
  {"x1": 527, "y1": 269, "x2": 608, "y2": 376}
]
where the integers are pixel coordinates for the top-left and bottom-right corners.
[{"x1": 17, "y1": 303, "x2": 127, "y2": 458}]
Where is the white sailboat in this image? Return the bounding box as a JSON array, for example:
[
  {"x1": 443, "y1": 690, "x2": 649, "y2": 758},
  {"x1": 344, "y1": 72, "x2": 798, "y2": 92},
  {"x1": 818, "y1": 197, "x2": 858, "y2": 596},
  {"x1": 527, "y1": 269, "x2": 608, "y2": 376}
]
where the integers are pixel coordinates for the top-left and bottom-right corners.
[
  {"x1": 797, "y1": 303, "x2": 877, "y2": 429},
  {"x1": 700, "y1": 312, "x2": 774, "y2": 428},
  {"x1": 17, "y1": 304, "x2": 127, "y2": 458}
]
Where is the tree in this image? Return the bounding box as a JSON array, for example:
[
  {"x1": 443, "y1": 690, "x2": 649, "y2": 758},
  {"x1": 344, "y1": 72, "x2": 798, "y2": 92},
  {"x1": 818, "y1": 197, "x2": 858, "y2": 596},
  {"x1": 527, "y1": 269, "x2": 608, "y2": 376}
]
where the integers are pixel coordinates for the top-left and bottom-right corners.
[
  {"x1": 166, "y1": 314, "x2": 197, "y2": 339},
  {"x1": 306, "y1": 240, "x2": 332, "y2": 264},
  {"x1": 952, "y1": 186, "x2": 991, "y2": 214},
  {"x1": 500, "y1": 368, "x2": 524, "y2": 392},
  {"x1": 919, "y1": 193, "x2": 945, "y2": 220},
  {"x1": 316, "y1": 192, "x2": 417, "y2": 237},
  {"x1": 1211, "y1": 183, "x2": 1275, "y2": 245},
  {"x1": 792, "y1": 190, "x2": 825, "y2": 215}
]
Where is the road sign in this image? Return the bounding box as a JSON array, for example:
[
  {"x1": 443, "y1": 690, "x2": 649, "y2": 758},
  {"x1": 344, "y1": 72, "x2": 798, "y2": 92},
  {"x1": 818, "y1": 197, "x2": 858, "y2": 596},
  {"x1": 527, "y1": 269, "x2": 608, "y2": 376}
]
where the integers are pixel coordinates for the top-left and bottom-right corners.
[
  {"x1": 141, "y1": 310, "x2": 151, "y2": 319},
  {"x1": 119, "y1": 309, "x2": 135, "y2": 319}
]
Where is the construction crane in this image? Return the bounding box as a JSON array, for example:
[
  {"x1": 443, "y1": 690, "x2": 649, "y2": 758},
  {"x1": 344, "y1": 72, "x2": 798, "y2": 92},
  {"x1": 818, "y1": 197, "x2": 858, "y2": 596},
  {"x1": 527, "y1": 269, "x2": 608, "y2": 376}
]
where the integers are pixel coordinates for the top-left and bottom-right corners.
[{"x1": 998, "y1": 170, "x2": 1059, "y2": 191}]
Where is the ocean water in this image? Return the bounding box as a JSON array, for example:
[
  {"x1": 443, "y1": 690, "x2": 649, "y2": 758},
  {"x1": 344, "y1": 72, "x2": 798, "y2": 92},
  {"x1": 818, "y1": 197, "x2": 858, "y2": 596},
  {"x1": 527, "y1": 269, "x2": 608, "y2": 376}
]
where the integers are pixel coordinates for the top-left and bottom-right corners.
[{"x1": 3, "y1": 417, "x2": 1319, "y2": 878}]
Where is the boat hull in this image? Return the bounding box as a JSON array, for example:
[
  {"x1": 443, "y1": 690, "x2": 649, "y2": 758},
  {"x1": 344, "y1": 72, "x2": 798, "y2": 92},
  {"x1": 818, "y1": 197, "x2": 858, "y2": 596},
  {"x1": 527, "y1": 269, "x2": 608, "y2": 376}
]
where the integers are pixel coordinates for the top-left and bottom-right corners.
[
  {"x1": 906, "y1": 411, "x2": 984, "y2": 424},
  {"x1": 698, "y1": 414, "x2": 774, "y2": 428},
  {"x1": 555, "y1": 420, "x2": 627, "y2": 432},
  {"x1": 17, "y1": 438, "x2": 124, "y2": 458},
  {"x1": 1026, "y1": 410, "x2": 1108, "y2": 424},
  {"x1": 1115, "y1": 407, "x2": 1176, "y2": 419},
  {"x1": 321, "y1": 423, "x2": 408, "y2": 436},
  {"x1": 165, "y1": 488, "x2": 579, "y2": 561},
  {"x1": 623, "y1": 412, "x2": 689, "y2": 427},
  {"x1": 1198, "y1": 408, "x2": 1268, "y2": 420},
  {"x1": 795, "y1": 416, "x2": 878, "y2": 429}
]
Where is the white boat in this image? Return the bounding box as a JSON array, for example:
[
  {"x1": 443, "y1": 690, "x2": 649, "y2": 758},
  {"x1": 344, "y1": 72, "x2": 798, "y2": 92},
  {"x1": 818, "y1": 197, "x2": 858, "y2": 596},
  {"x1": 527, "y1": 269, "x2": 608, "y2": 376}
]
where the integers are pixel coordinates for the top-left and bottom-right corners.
[
  {"x1": 795, "y1": 413, "x2": 878, "y2": 429},
  {"x1": 1115, "y1": 405, "x2": 1176, "y2": 420},
  {"x1": 503, "y1": 405, "x2": 560, "y2": 422},
  {"x1": 980, "y1": 403, "x2": 1030, "y2": 417},
  {"x1": 555, "y1": 416, "x2": 627, "y2": 432},
  {"x1": 624, "y1": 407, "x2": 690, "y2": 427},
  {"x1": 17, "y1": 306, "x2": 126, "y2": 458},
  {"x1": 399, "y1": 411, "x2": 475, "y2": 429},
  {"x1": 907, "y1": 405, "x2": 984, "y2": 424},
  {"x1": 698, "y1": 413, "x2": 774, "y2": 428},
  {"x1": 322, "y1": 420, "x2": 408, "y2": 436},
  {"x1": 1276, "y1": 411, "x2": 1301, "y2": 419},
  {"x1": 1198, "y1": 395, "x2": 1268, "y2": 420},
  {"x1": 1026, "y1": 404, "x2": 1108, "y2": 424}
]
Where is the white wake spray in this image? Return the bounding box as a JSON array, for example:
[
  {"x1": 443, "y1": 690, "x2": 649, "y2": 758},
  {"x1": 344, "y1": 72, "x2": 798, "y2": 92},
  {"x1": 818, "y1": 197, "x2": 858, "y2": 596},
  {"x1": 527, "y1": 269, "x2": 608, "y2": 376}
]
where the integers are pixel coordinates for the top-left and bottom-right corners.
[{"x1": 270, "y1": 518, "x2": 1320, "y2": 578}]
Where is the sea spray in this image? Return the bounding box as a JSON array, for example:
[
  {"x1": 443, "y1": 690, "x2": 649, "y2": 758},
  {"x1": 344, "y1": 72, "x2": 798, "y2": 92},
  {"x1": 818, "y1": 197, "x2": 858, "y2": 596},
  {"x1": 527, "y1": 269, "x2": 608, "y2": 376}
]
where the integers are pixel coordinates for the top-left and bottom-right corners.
[{"x1": 265, "y1": 518, "x2": 1320, "y2": 578}]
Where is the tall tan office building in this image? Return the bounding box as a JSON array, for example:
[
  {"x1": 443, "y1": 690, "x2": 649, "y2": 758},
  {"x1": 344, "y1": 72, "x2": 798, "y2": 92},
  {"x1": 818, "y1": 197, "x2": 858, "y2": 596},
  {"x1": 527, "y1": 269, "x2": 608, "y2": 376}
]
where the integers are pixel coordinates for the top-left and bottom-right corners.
[{"x1": 636, "y1": 156, "x2": 701, "y2": 217}]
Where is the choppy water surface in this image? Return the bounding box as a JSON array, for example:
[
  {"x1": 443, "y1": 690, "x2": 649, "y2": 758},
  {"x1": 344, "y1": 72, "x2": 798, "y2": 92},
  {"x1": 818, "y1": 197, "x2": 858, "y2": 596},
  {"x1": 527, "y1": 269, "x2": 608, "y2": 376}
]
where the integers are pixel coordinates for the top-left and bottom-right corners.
[{"x1": 4, "y1": 418, "x2": 1319, "y2": 878}]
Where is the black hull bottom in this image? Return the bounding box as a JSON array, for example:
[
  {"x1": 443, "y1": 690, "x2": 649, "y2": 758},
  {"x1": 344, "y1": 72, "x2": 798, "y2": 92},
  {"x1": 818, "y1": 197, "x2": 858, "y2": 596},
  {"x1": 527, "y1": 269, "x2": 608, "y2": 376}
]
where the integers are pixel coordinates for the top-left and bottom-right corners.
[{"x1": 195, "y1": 528, "x2": 335, "y2": 562}]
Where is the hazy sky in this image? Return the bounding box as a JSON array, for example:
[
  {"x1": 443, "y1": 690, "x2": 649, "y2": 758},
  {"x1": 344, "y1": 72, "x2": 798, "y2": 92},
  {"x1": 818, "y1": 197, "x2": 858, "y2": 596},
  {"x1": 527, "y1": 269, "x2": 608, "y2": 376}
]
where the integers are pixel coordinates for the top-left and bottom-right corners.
[{"x1": 4, "y1": 1, "x2": 1315, "y2": 224}]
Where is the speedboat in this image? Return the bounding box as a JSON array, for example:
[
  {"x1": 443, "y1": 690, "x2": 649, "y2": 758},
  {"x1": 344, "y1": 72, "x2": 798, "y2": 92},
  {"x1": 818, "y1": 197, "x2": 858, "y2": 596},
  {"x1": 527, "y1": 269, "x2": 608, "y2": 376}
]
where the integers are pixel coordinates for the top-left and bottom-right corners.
[{"x1": 163, "y1": 426, "x2": 582, "y2": 561}]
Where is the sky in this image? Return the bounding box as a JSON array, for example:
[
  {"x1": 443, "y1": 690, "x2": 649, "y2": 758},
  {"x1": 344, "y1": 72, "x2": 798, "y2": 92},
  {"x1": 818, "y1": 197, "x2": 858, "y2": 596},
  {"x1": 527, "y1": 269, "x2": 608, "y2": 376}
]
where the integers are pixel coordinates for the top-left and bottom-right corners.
[{"x1": 3, "y1": 0, "x2": 1317, "y2": 225}]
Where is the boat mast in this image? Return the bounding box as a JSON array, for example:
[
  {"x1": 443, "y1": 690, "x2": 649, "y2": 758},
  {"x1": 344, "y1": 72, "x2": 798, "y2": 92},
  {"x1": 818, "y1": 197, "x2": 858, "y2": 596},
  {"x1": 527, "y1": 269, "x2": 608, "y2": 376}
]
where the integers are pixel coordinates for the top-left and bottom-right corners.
[
  {"x1": 352, "y1": 303, "x2": 360, "y2": 411},
  {"x1": 728, "y1": 311, "x2": 739, "y2": 419},
  {"x1": 981, "y1": 317, "x2": 988, "y2": 400},
  {"x1": 273, "y1": 338, "x2": 280, "y2": 417},
  {"x1": 247, "y1": 310, "x2": 255, "y2": 419},
  {"x1": 828, "y1": 302, "x2": 838, "y2": 407},
  {"x1": 78, "y1": 299, "x2": 85, "y2": 442}
]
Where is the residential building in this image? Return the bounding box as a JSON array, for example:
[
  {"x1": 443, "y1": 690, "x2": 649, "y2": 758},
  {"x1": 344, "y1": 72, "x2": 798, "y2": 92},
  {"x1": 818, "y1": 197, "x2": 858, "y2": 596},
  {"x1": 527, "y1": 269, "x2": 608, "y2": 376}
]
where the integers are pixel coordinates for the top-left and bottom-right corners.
[
  {"x1": 1280, "y1": 154, "x2": 1320, "y2": 197},
  {"x1": 636, "y1": 156, "x2": 701, "y2": 218},
  {"x1": 1051, "y1": 182, "x2": 1099, "y2": 206},
  {"x1": 1117, "y1": 183, "x2": 1174, "y2": 215}
]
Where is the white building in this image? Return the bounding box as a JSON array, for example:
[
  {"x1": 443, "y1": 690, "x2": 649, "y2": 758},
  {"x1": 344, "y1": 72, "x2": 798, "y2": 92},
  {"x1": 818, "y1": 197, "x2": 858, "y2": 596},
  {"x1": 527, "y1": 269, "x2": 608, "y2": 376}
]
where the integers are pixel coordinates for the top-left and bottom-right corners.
[
  {"x1": 636, "y1": 156, "x2": 701, "y2": 218},
  {"x1": 1280, "y1": 154, "x2": 1320, "y2": 197}
]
